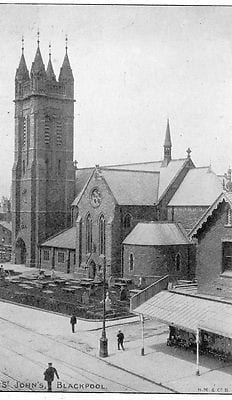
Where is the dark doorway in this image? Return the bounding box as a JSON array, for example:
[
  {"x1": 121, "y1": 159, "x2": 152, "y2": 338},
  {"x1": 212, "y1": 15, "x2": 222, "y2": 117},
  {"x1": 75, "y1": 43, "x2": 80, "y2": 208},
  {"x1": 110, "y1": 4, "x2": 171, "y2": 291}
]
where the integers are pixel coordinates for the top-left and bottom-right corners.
[
  {"x1": 15, "y1": 238, "x2": 26, "y2": 264},
  {"x1": 89, "y1": 260, "x2": 96, "y2": 279}
]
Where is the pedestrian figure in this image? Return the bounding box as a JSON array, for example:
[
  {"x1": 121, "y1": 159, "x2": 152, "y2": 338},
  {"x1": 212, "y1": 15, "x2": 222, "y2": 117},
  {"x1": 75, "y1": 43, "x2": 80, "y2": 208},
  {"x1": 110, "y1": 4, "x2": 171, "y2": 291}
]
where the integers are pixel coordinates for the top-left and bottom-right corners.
[
  {"x1": 117, "y1": 330, "x2": 125, "y2": 350},
  {"x1": 70, "y1": 314, "x2": 77, "y2": 333},
  {"x1": 44, "y1": 362, "x2": 59, "y2": 392}
]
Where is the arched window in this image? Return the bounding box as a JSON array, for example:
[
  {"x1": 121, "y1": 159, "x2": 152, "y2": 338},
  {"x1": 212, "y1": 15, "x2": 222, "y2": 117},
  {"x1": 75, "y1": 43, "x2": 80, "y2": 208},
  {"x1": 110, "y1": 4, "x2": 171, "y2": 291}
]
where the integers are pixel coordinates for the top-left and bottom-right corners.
[
  {"x1": 22, "y1": 160, "x2": 25, "y2": 175},
  {"x1": 56, "y1": 120, "x2": 62, "y2": 145},
  {"x1": 175, "y1": 253, "x2": 181, "y2": 272},
  {"x1": 44, "y1": 116, "x2": 50, "y2": 144},
  {"x1": 45, "y1": 159, "x2": 49, "y2": 177},
  {"x1": 99, "y1": 214, "x2": 105, "y2": 255},
  {"x1": 86, "y1": 213, "x2": 92, "y2": 254},
  {"x1": 58, "y1": 159, "x2": 61, "y2": 175},
  {"x1": 124, "y1": 214, "x2": 132, "y2": 229},
  {"x1": 129, "y1": 253, "x2": 134, "y2": 271},
  {"x1": 226, "y1": 207, "x2": 232, "y2": 227}
]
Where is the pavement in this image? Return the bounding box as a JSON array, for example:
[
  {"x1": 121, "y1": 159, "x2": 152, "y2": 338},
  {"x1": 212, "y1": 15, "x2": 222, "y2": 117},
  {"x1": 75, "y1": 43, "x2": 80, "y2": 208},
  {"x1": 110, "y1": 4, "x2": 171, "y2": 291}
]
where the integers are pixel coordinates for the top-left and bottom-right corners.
[{"x1": 1, "y1": 263, "x2": 232, "y2": 393}]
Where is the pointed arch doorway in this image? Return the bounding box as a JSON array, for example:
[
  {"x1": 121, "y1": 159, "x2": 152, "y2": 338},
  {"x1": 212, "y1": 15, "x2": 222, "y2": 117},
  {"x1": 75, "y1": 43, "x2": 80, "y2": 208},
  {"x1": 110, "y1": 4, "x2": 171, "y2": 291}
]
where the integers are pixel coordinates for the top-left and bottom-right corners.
[
  {"x1": 89, "y1": 260, "x2": 96, "y2": 279},
  {"x1": 15, "y1": 238, "x2": 27, "y2": 264}
]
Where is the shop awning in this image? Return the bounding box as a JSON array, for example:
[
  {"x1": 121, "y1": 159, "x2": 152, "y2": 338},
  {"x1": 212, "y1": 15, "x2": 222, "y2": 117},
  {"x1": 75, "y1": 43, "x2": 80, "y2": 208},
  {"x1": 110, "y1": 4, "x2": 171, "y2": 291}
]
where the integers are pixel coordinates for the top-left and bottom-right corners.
[{"x1": 133, "y1": 290, "x2": 232, "y2": 337}]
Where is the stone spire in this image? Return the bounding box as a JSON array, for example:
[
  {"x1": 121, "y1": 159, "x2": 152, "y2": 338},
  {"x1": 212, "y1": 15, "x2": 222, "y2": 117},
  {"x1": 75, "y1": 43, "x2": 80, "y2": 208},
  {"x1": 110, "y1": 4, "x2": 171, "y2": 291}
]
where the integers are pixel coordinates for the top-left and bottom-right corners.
[
  {"x1": 46, "y1": 43, "x2": 56, "y2": 81},
  {"x1": 15, "y1": 36, "x2": 29, "y2": 81},
  {"x1": 59, "y1": 35, "x2": 74, "y2": 83},
  {"x1": 162, "y1": 119, "x2": 172, "y2": 167},
  {"x1": 30, "y1": 31, "x2": 46, "y2": 77}
]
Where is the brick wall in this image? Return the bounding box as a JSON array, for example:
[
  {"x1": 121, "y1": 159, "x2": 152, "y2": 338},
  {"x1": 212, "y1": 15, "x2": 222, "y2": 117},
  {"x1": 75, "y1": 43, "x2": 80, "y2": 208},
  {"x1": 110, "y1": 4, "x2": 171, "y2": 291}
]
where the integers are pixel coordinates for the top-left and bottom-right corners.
[
  {"x1": 195, "y1": 201, "x2": 232, "y2": 299},
  {"x1": 123, "y1": 243, "x2": 195, "y2": 282},
  {"x1": 40, "y1": 246, "x2": 75, "y2": 273},
  {"x1": 167, "y1": 206, "x2": 208, "y2": 231}
]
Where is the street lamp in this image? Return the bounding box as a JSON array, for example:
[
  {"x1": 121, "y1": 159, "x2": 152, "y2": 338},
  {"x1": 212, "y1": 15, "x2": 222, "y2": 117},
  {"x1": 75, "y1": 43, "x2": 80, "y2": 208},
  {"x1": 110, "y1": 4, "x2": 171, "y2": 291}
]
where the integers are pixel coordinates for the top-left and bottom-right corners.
[{"x1": 99, "y1": 255, "x2": 108, "y2": 357}]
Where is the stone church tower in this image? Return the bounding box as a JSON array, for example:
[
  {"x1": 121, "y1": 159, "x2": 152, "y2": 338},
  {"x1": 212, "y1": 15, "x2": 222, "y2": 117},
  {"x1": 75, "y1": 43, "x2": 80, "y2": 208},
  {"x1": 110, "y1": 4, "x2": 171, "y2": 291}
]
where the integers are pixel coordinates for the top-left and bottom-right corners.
[{"x1": 12, "y1": 36, "x2": 75, "y2": 267}]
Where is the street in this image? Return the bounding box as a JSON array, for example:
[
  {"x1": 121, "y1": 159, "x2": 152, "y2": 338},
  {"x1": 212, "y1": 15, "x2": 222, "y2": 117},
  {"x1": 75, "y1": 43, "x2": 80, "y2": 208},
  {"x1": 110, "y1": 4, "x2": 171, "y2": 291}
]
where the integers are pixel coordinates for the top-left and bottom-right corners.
[{"x1": 0, "y1": 300, "x2": 170, "y2": 393}]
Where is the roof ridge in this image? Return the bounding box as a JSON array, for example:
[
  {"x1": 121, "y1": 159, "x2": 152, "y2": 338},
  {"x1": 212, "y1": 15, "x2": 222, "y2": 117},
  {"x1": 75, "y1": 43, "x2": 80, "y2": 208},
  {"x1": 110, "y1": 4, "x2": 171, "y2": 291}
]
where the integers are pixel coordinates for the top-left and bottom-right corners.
[
  {"x1": 102, "y1": 168, "x2": 160, "y2": 174},
  {"x1": 104, "y1": 160, "x2": 163, "y2": 167},
  {"x1": 76, "y1": 157, "x2": 188, "y2": 170},
  {"x1": 138, "y1": 221, "x2": 178, "y2": 225}
]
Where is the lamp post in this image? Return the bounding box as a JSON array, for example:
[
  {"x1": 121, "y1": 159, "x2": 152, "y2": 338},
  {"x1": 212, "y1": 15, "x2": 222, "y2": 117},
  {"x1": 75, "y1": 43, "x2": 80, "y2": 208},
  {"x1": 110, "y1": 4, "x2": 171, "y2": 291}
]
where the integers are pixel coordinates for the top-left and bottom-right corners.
[
  {"x1": 140, "y1": 314, "x2": 145, "y2": 356},
  {"x1": 99, "y1": 255, "x2": 108, "y2": 357}
]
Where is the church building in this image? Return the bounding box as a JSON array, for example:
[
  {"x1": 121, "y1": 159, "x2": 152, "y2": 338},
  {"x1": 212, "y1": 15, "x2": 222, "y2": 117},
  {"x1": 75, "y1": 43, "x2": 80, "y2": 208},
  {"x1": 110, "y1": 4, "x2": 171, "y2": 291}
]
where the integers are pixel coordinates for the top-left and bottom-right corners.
[
  {"x1": 40, "y1": 121, "x2": 196, "y2": 278},
  {"x1": 12, "y1": 37, "x2": 227, "y2": 282},
  {"x1": 12, "y1": 35, "x2": 76, "y2": 268}
]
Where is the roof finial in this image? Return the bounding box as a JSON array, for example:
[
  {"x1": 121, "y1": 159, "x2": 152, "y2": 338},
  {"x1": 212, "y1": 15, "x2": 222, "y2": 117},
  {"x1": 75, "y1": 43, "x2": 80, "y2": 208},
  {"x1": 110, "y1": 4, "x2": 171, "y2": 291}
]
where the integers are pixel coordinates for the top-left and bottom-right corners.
[
  {"x1": 186, "y1": 147, "x2": 191, "y2": 159},
  {"x1": 22, "y1": 35, "x2": 24, "y2": 55},
  {"x1": 37, "y1": 29, "x2": 40, "y2": 47},
  {"x1": 65, "y1": 34, "x2": 68, "y2": 54},
  {"x1": 49, "y1": 42, "x2": 51, "y2": 60}
]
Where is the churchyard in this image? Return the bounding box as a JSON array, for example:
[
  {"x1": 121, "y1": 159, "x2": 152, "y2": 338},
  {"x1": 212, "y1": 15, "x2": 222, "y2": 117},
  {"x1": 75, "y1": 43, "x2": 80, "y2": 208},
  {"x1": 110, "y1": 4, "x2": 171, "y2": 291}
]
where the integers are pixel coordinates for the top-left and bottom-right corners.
[{"x1": 0, "y1": 267, "x2": 134, "y2": 319}]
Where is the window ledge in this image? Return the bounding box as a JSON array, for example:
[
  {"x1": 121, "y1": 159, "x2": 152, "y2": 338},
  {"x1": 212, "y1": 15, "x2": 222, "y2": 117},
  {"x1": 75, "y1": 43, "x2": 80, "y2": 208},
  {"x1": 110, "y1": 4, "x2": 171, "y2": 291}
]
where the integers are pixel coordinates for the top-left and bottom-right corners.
[{"x1": 224, "y1": 224, "x2": 232, "y2": 228}]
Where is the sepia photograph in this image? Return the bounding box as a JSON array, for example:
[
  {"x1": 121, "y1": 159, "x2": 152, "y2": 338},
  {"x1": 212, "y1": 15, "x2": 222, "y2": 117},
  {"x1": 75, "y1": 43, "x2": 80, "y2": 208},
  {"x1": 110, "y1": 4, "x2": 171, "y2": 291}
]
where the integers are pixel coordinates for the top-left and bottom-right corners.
[{"x1": 0, "y1": 2, "x2": 232, "y2": 394}]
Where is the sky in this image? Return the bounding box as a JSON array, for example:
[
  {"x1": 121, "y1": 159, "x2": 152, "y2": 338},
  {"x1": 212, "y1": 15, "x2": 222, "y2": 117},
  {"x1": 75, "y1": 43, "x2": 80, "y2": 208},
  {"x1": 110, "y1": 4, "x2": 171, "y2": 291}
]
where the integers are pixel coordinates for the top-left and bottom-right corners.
[{"x1": 1, "y1": 4, "x2": 232, "y2": 197}]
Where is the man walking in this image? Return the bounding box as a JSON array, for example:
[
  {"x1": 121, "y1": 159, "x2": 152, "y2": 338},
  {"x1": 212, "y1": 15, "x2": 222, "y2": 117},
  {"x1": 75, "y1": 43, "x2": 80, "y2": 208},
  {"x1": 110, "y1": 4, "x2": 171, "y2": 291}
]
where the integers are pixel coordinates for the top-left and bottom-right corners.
[
  {"x1": 44, "y1": 362, "x2": 59, "y2": 392},
  {"x1": 70, "y1": 314, "x2": 77, "y2": 333},
  {"x1": 117, "y1": 330, "x2": 125, "y2": 350}
]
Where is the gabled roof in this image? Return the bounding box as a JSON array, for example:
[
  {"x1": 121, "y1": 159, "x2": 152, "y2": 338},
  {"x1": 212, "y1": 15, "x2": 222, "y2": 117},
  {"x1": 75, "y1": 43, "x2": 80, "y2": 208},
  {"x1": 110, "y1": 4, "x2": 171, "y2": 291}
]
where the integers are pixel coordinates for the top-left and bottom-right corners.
[
  {"x1": 101, "y1": 168, "x2": 160, "y2": 206},
  {"x1": 72, "y1": 168, "x2": 94, "y2": 206},
  {"x1": 123, "y1": 222, "x2": 190, "y2": 246},
  {"x1": 107, "y1": 158, "x2": 191, "y2": 200},
  {"x1": 72, "y1": 167, "x2": 160, "y2": 207},
  {"x1": 189, "y1": 191, "x2": 232, "y2": 238},
  {"x1": 158, "y1": 158, "x2": 189, "y2": 199},
  {"x1": 72, "y1": 157, "x2": 191, "y2": 207},
  {"x1": 41, "y1": 227, "x2": 76, "y2": 249},
  {"x1": 168, "y1": 167, "x2": 223, "y2": 207},
  {"x1": 0, "y1": 221, "x2": 12, "y2": 232}
]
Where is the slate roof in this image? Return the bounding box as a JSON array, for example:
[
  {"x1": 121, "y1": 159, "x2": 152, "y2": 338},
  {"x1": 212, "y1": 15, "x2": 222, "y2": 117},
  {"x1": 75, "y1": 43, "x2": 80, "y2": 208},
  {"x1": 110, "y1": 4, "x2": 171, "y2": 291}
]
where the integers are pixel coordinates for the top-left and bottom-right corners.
[
  {"x1": 72, "y1": 158, "x2": 189, "y2": 207},
  {"x1": 123, "y1": 222, "x2": 190, "y2": 246},
  {"x1": 158, "y1": 159, "x2": 188, "y2": 199},
  {"x1": 0, "y1": 221, "x2": 12, "y2": 232},
  {"x1": 73, "y1": 168, "x2": 94, "y2": 206},
  {"x1": 105, "y1": 160, "x2": 163, "y2": 171},
  {"x1": 168, "y1": 167, "x2": 223, "y2": 207},
  {"x1": 41, "y1": 227, "x2": 76, "y2": 249},
  {"x1": 101, "y1": 168, "x2": 160, "y2": 206},
  {"x1": 106, "y1": 158, "x2": 189, "y2": 200}
]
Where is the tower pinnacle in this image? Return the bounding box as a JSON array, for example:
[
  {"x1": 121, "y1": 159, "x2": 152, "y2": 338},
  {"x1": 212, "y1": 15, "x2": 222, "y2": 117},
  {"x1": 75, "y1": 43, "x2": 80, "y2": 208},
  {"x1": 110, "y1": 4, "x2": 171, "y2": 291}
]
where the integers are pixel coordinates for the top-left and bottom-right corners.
[
  {"x1": 15, "y1": 36, "x2": 29, "y2": 84},
  {"x1": 161, "y1": 119, "x2": 172, "y2": 167},
  {"x1": 46, "y1": 42, "x2": 56, "y2": 81}
]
